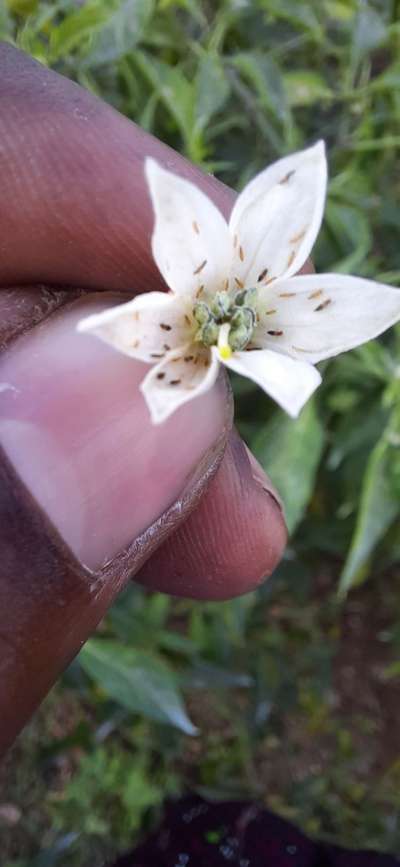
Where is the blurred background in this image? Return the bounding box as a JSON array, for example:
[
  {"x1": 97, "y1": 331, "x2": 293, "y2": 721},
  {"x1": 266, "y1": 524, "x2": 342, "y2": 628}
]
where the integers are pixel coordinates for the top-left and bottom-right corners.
[{"x1": 1, "y1": 0, "x2": 400, "y2": 864}]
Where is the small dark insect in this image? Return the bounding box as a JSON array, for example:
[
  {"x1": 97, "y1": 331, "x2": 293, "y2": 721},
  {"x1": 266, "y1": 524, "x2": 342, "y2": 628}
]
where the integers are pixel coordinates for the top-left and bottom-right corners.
[
  {"x1": 160, "y1": 323, "x2": 172, "y2": 331},
  {"x1": 267, "y1": 330, "x2": 284, "y2": 336}
]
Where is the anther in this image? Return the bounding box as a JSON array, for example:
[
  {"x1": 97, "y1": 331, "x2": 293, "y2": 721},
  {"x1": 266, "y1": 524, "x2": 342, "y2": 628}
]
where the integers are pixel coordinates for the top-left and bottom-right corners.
[
  {"x1": 315, "y1": 299, "x2": 332, "y2": 312},
  {"x1": 193, "y1": 259, "x2": 207, "y2": 275}
]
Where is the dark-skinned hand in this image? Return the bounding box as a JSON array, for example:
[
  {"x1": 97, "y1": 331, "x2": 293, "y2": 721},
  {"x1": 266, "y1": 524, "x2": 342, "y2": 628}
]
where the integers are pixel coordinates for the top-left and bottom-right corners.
[{"x1": 0, "y1": 43, "x2": 291, "y2": 755}]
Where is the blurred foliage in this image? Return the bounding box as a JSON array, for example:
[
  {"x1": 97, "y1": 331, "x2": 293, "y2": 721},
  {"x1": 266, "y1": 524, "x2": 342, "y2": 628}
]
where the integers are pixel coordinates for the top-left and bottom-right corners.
[{"x1": 1, "y1": 0, "x2": 400, "y2": 864}]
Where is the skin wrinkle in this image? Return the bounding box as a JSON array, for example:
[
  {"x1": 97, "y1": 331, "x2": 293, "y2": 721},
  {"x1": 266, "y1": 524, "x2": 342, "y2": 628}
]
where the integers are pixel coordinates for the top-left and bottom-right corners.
[{"x1": 0, "y1": 286, "x2": 83, "y2": 350}]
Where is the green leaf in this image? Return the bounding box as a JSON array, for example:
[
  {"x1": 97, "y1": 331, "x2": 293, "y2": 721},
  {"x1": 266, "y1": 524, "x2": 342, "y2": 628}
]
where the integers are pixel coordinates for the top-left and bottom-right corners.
[
  {"x1": 252, "y1": 400, "x2": 324, "y2": 534},
  {"x1": 83, "y1": 0, "x2": 155, "y2": 67},
  {"x1": 339, "y1": 437, "x2": 400, "y2": 596},
  {"x1": 133, "y1": 51, "x2": 198, "y2": 156},
  {"x1": 232, "y1": 52, "x2": 289, "y2": 125},
  {"x1": 324, "y1": 200, "x2": 372, "y2": 273},
  {"x1": 195, "y1": 53, "x2": 230, "y2": 133},
  {"x1": 352, "y1": 6, "x2": 387, "y2": 60},
  {"x1": 48, "y1": 2, "x2": 111, "y2": 62},
  {"x1": 79, "y1": 639, "x2": 197, "y2": 735},
  {"x1": 283, "y1": 70, "x2": 332, "y2": 107}
]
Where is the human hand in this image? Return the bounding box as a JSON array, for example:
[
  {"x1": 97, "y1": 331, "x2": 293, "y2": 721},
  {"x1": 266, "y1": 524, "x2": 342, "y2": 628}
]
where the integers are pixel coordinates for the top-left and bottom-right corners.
[{"x1": 0, "y1": 43, "x2": 286, "y2": 755}]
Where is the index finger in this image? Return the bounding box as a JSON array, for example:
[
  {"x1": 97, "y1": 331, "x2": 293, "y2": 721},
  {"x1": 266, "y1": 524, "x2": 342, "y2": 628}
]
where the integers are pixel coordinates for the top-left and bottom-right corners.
[{"x1": 0, "y1": 42, "x2": 233, "y2": 291}]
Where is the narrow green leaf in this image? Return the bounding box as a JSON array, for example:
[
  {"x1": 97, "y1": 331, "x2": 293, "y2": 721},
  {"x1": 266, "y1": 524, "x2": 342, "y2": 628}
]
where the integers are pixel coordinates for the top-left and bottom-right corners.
[
  {"x1": 252, "y1": 400, "x2": 324, "y2": 533},
  {"x1": 232, "y1": 52, "x2": 289, "y2": 125},
  {"x1": 195, "y1": 54, "x2": 230, "y2": 133},
  {"x1": 83, "y1": 0, "x2": 155, "y2": 67},
  {"x1": 79, "y1": 639, "x2": 197, "y2": 735},
  {"x1": 324, "y1": 200, "x2": 372, "y2": 273},
  {"x1": 339, "y1": 438, "x2": 400, "y2": 596},
  {"x1": 352, "y1": 6, "x2": 387, "y2": 60},
  {"x1": 283, "y1": 70, "x2": 332, "y2": 107},
  {"x1": 49, "y1": 3, "x2": 111, "y2": 62},
  {"x1": 134, "y1": 51, "x2": 195, "y2": 152}
]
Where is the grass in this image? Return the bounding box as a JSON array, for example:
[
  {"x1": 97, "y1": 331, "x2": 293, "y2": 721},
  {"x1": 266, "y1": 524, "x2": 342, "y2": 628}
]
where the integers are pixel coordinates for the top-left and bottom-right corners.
[{"x1": 1, "y1": 1, "x2": 400, "y2": 864}]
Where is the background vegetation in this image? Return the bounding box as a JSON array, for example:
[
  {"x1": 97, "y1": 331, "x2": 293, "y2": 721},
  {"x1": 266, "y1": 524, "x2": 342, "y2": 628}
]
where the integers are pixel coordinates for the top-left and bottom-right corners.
[{"x1": 1, "y1": 0, "x2": 400, "y2": 864}]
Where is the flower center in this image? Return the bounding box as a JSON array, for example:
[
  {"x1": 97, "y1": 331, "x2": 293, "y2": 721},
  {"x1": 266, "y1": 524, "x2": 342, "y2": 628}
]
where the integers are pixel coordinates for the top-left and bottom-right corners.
[{"x1": 193, "y1": 288, "x2": 257, "y2": 357}]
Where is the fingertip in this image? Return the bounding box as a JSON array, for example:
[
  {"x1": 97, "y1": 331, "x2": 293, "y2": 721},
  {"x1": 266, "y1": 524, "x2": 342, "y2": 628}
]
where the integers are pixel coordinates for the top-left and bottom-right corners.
[{"x1": 135, "y1": 430, "x2": 287, "y2": 600}]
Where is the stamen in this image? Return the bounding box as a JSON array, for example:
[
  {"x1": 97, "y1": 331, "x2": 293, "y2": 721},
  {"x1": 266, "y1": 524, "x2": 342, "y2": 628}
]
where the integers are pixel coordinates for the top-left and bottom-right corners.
[
  {"x1": 234, "y1": 277, "x2": 244, "y2": 289},
  {"x1": 257, "y1": 268, "x2": 268, "y2": 282},
  {"x1": 195, "y1": 285, "x2": 204, "y2": 298},
  {"x1": 170, "y1": 379, "x2": 181, "y2": 386},
  {"x1": 279, "y1": 292, "x2": 296, "y2": 298},
  {"x1": 160, "y1": 323, "x2": 172, "y2": 331},
  {"x1": 157, "y1": 372, "x2": 166, "y2": 379},
  {"x1": 279, "y1": 170, "x2": 295, "y2": 185},
  {"x1": 184, "y1": 314, "x2": 192, "y2": 326},
  {"x1": 315, "y1": 298, "x2": 332, "y2": 312},
  {"x1": 193, "y1": 259, "x2": 207, "y2": 275},
  {"x1": 218, "y1": 322, "x2": 232, "y2": 360},
  {"x1": 267, "y1": 330, "x2": 284, "y2": 337},
  {"x1": 290, "y1": 228, "x2": 306, "y2": 244},
  {"x1": 265, "y1": 309, "x2": 277, "y2": 315},
  {"x1": 308, "y1": 289, "x2": 323, "y2": 300},
  {"x1": 192, "y1": 221, "x2": 200, "y2": 234},
  {"x1": 287, "y1": 250, "x2": 295, "y2": 269},
  {"x1": 239, "y1": 245, "x2": 244, "y2": 261}
]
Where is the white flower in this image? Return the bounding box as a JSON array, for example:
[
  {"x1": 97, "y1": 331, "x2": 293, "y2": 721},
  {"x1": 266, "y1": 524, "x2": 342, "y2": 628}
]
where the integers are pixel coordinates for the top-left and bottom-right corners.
[{"x1": 77, "y1": 142, "x2": 400, "y2": 424}]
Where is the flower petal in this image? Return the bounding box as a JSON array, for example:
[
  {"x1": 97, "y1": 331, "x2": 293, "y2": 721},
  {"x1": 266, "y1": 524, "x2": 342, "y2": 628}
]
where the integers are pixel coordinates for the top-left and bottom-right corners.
[
  {"x1": 219, "y1": 347, "x2": 321, "y2": 417},
  {"x1": 77, "y1": 292, "x2": 193, "y2": 362},
  {"x1": 254, "y1": 273, "x2": 400, "y2": 364},
  {"x1": 145, "y1": 158, "x2": 232, "y2": 299},
  {"x1": 141, "y1": 346, "x2": 219, "y2": 425},
  {"x1": 228, "y1": 141, "x2": 327, "y2": 288}
]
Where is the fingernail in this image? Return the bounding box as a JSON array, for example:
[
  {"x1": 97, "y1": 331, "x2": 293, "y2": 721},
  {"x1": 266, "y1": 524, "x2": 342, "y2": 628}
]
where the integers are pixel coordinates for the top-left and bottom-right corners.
[
  {"x1": 244, "y1": 444, "x2": 284, "y2": 513},
  {"x1": 0, "y1": 295, "x2": 230, "y2": 570}
]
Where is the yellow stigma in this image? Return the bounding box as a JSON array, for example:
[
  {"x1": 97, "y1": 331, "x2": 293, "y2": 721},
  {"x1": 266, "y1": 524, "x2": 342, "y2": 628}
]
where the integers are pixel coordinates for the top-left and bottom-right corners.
[{"x1": 218, "y1": 323, "x2": 232, "y2": 360}]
